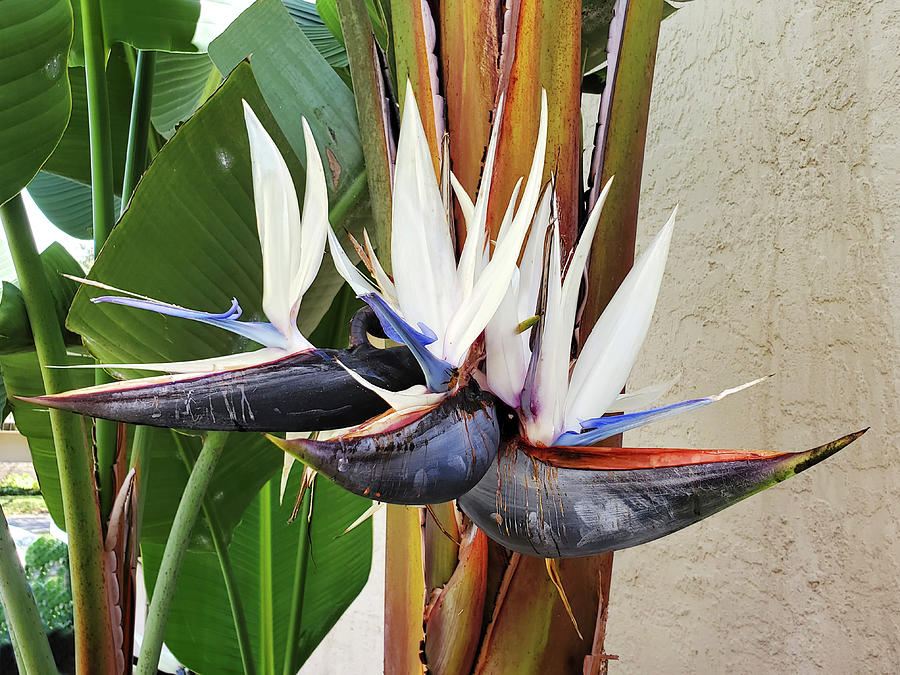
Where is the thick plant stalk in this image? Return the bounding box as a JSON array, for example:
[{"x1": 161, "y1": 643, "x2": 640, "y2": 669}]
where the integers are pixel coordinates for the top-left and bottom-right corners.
[
  {"x1": 335, "y1": 0, "x2": 394, "y2": 254},
  {"x1": 0, "y1": 504, "x2": 57, "y2": 674},
  {"x1": 79, "y1": 0, "x2": 119, "y2": 521},
  {"x1": 137, "y1": 431, "x2": 229, "y2": 675},
  {"x1": 0, "y1": 194, "x2": 116, "y2": 673}
]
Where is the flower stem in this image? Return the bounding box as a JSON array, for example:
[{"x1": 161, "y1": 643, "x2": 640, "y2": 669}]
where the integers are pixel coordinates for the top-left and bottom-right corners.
[
  {"x1": 259, "y1": 480, "x2": 275, "y2": 675},
  {"x1": 0, "y1": 504, "x2": 57, "y2": 674},
  {"x1": 172, "y1": 432, "x2": 258, "y2": 675},
  {"x1": 78, "y1": 0, "x2": 119, "y2": 522},
  {"x1": 0, "y1": 194, "x2": 115, "y2": 673},
  {"x1": 121, "y1": 50, "x2": 157, "y2": 216},
  {"x1": 136, "y1": 430, "x2": 229, "y2": 675},
  {"x1": 281, "y1": 480, "x2": 312, "y2": 675}
]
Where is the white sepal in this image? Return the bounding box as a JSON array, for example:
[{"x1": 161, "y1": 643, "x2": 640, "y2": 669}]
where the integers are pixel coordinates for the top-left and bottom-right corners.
[
  {"x1": 242, "y1": 101, "x2": 306, "y2": 346},
  {"x1": 563, "y1": 208, "x2": 677, "y2": 431}
]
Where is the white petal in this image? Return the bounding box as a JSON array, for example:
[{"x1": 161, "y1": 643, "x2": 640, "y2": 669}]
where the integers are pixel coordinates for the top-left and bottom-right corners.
[
  {"x1": 456, "y1": 95, "x2": 505, "y2": 297},
  {"x1": 327, "y1": 227, "x2": 379, "y2": 297},
  {"x1": 522, "y1": 221, "x2": 566, "y2": 445},
  {"x1": 242, "y1": 101, "x2": 304, "y2": 344},
  {"x1": 291, "y1": 118, "x2": 329, "y2": 317},
  {"x1": 516, "y1": 186, "x2": 553, "y2": 321},
  {"x1": 391, "y1": 82, "x2": 460, "y2": 353},
  {"x1": 337, "y1": 359, "x2": 446, "y2": 411},
  {"x1": 441, "y1": 93, "x2": 549, "y2": 365},
  {"x1": 363, "y1": 229, "x2": 397, "y2": 304},
  {"x1": 563, "y1": 208, "x2": 677, "y2": 430},
  {"x1": 50, "y1": 347, "x2": 293, "y2": 375},
  {"x1": 484, "y1": 272, "x2": 528, "y2": 407},
  {"x1": 606, "y1": 377, "x2": 678, "y2": 413},
  {"x1": 558, "y1": 176, "x2": 613, "y2": 352}
]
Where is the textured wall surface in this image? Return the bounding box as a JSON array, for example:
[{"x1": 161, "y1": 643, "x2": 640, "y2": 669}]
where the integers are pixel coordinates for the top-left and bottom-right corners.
[
  {"x1": 303, "y1": 1, "x2": 899, "y2": 672},
  {"x1": 588, "y1": 1, "x2": 899, "y2": 672}
]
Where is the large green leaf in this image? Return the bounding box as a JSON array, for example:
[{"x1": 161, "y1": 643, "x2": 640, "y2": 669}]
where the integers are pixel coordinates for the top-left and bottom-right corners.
[
  {"x1": 67, "y1": 0, "x2": 252, "y2": 64},
  {"x1": 26, "y1": 171, "x2": 120, "y2": 240},
  {"x1": 209, "y1": 0, "x2": 366, "y2": 213},
  {"x1": 0, "y1": 0, "x2": 73, "y2": 205},
  {"x1": 0, "y1": 242, "x2": 84, "y2": 354},
  {"x1": 141, "y1": 429, "x2": 282, "y2": 550},
  {"x1": 65, "y1": 62, "x2": 339, "y2": 375},
  {"x1": 283, "y1": 0, "x2": 349, "y2": 69},
  {"x1": 151, "y1": 52, "x2": 221, "y2": 140},
  {"x1": 42, "y1": 45, "x2": 133, "y2": 191},
  {"x1": 143, "y1": 469, "x2": 373, "y2": 674}
]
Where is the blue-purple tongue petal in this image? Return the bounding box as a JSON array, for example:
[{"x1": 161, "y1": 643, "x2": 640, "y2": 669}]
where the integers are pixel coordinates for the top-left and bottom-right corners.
[
  {"x1": 92, "y1": 295, "x2": 287, "y2": 348},
  {"x1": 556, "y1": 397, "x2": 712, "y2": 446},
  {"x1": 361, "y1": 293, "x2": 453, "y2": 391}
]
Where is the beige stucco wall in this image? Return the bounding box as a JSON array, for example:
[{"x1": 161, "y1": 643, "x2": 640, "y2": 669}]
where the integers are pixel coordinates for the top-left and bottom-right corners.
[
  {"x1": 304, "y1": 1, "x2": 898, "y2": 672},
  {"x1": 590, "y1": 1, "x2": 899, "y2": 672}
]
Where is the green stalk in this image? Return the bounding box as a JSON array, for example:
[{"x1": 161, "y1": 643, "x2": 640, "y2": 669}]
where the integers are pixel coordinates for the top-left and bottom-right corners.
[
  {"x1": 79, "y1": 0, "x2": 118, "y2": 521},
  {"x1": 0, "y1": 194, "x2": 115, "y2": 673},
  {"x1": 172, "y1": 432, "x2": 257, "y2": 675},
  {"x1": 335, "y1": 0, "x2": 394, "y2": 254},
  {"x1": 281, "y1": 482, "x2": 313, "y2": 675},
  {"x1": 0, "y1": 504, "x2": 57, "y2": 674},
  {"x1": 137, "y1": 431, "x2": 229, "y2": 675},
  {"x1": 259, "y1": 480, "x2": 276, "y2": 675},
  {"x1": 121, "y1": 50, "x2": 157, "y2": 215}
]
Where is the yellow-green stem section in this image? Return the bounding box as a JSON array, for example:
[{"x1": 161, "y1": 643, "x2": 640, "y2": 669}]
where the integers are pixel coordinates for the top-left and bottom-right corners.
[
  {"x1": 0, "y1": 194, "x2": 115, "y2": 673},
  {"x1": 78, "y1": 0, "x2": 118, "y2": 521},
  {"x1": 335, "y1": 0, "x2": 394, "y2": 257},
  {"x1": 0, "y1": 503, "x2": 57, "y2": 674},
  {"x1": 258, "y1": 479, "x2": 276, "y2": 674},
  {"x1": 137, "y1": 431, "x2": 229, "y2": 675}
]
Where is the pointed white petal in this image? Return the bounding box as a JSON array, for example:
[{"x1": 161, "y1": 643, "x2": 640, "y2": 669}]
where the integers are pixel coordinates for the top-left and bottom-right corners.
[
  {"x1": 242, "y1": 101, "x2": 304, "y2": 344},
  {"x1": 327, "y1": 228, "x2": 379, "y2": 297},
  {"x1": 342, "y1": 501, "x2": 383, "y2": 535},
  {"x1": 291, "y1": 118, "x2": 329, "y2": 316},
  {"x1": 391, "y1": 83, "x2": 460, "y2": 354},
  {"x1": 49, "y1": 347, "x2": 293, "y2": 375},
  {"x1": 441, "y1": 94, "x2": 549, "y2": 365},
  {"x1": 484, "y1": 272, "x2": 529, "y2": 407},
  {"x1": 606, "y1": 377, "x2": 678, "y2": 413},
  {"x1": 516, "y1": 186, "x2": 553, "y2": 321},
  {"x1": 279, "y1": 451, "x2": 296, "y2": 505},
  {"x1": 449, "y1": 173, "x2": 475, "y2": 228},
  {"x1": 456, "y1": 95, "x2": 506, "y2": 296},
  {"x1": 522, "y1": 221, "x2": 566, "y2": 445},
  {"x1": 363, "y1": 229, "x2": 397, "y2": 304},
  {"x1": 337, "y1": 358, "x2": 446, "y2": 411},
  {"x1": 558, "y1": 176, "x2": 613, "y2": 350},
  {"x1": 563, "y1": 208, "x2": 677, "y2": 431}
]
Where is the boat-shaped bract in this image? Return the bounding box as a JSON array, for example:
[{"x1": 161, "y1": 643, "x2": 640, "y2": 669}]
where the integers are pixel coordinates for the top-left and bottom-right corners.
[
  {"x1": 457, "y1": 430, "x2": 866, "y2": 558},
  {"x1": 271, "y1": 381, "x2": 501, "y2": 504},
  {"x1": 25, "y1": 308, "x2": 425, "y2": 431}
]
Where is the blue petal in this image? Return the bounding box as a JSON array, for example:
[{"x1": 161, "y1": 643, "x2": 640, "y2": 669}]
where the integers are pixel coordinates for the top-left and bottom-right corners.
[
  {"x1": 555, "y1": 397, "x2": 713, "y2": 446},
  {"x1": 93, "y1": 295, "x2": 288, "y2": 349},
  {"x1": 361, "y1": 293, "x2": 453, "y2": 392}
]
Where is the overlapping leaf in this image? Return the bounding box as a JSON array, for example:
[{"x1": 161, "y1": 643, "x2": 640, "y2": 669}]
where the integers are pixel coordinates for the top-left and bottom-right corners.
[{"x1": 0, "y1": 0, "x2": 73, "y2": 204}]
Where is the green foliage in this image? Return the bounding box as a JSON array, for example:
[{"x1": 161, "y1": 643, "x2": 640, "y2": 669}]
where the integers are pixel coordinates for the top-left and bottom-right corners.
[
  {"x1": 142, "y1": 469, "x2": 372, "y2": 674},
  {"x1": 0, "y1": 535, "x2": 73, "y2": 644},
  {"x1": 0, "y1": 0, "x2": 73, "y2": 205},
  {"x1": 0, "y1": 473, "x2": 41, "y2": 496}
]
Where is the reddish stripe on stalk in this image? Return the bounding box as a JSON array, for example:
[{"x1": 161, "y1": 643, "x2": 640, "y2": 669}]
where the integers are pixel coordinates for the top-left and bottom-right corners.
[
  {"x1": 523, "y1": 444, "x2": 788, "y2": 471},
  {"x1": 439, "y1": 0, "x2": 502, "y2": 248},
  {"x1": 392, "y1": 0, "x2": 443, "y2": 172},
  {"x1": 485, "y1": 0, "x2": 582, "y2": 253}
]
